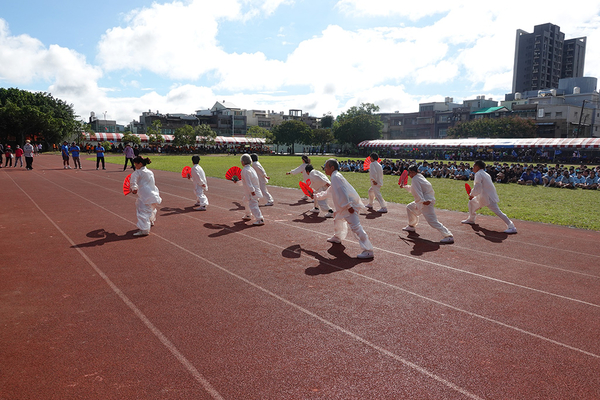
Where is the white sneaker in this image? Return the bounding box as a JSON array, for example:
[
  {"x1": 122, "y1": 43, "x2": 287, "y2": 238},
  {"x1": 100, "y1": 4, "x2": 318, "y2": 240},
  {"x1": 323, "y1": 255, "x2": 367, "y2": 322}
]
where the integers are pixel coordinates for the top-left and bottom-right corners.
[
  {"x1": 133, "y1": 230, "x2": 149, "y2": 236},
  {"x1": 194, "y1": 206, "x2": 206, "y2": 211},
  {"x1": 311, "y1": 207, "x2": 320, "y2": 214},
  {"x1": 402, "y1": 225, "x2": 416, "y2": 232},
  {"x1": 253, "y1": 219, "x2": 265, "y2": 226},
  {"x1": 67, "y1": 166, "x2": 72, "y2": 169},
  {"x1": 357, "y1": 250, "x2": 374, "y2": 259},
  {"x1": 327, "y1": 236, "x2": 341, "y2": 244},
  {"x1": 324, "y1": 211, "x2": 334, "y2": 218},
  {"x1": 365, "y1": 204, "x2": 373, "y2": 209},
  {"x1": 242, "y1": 215, "x2": 252, "y2": 221},
  {"x1": 377, "y1": 208, "x2": 388, "y2": 213},
  {"x1": 64, "y1": 166, "x2": 67, "y2": 169},
  {"x1": 440, "y1": 236, "x2": 454, "y2": 244},
  {"x1": 461, "y1": 219, "x2": 475, "y2": 225},
  {"x1": 265, "y1": 202, "x2": 274, "y2": 206},
  {"x1": 194, "y1": 202, "x2": 201, "y2": 206},
  {"x1": 301, "y1": 195, "x2": 309, "y2": 200},
  {"x1": 504, "y1": 227, "x2": 517, "y2": 234}
]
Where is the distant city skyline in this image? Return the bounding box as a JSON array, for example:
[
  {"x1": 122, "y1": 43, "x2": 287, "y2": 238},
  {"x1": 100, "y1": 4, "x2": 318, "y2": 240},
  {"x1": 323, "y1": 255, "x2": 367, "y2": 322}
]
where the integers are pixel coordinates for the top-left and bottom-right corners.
[{"x1": 2, "y1": 1, "x2": 600, "y2": 124}]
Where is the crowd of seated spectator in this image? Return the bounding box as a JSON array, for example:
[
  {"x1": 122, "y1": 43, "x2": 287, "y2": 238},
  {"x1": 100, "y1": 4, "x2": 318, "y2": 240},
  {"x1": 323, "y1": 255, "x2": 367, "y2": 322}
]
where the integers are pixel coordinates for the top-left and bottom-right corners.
[{"x1": 340, "y1": 157, "x2": 600, "y2": 190}]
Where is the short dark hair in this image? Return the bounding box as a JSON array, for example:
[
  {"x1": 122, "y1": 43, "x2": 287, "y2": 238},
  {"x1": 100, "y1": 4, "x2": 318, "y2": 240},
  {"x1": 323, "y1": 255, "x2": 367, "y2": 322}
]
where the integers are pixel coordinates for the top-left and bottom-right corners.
[
  {"x1": 370, "y1": 152, "x2": 379, "y2": 160},
  {"x1": 408, "y1": 164, "x2": 419, "y2": 172},
  {"x1": 474, "y1": 160, "x2": 486, "y2": 169},
  {"x1": 250, "y1": 153, "x2": 258, "y2": 162},
  {"x1": 192, "y1": 155, "x2": 200, "y2": 164},
  {"x1": 305, "y1": 164, "x2": 314, "y2": 173}
]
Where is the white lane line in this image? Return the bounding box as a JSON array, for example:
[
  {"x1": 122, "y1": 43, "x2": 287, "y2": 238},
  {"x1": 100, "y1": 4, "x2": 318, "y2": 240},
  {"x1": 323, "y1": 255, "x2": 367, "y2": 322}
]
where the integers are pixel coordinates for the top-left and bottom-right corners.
[
  {"x1": 368, "y1": 225, "x2": 600, "y2": 278},
  {"x1": 7, "y1": 174, "x2": 225, "y2": 400},
  {"x1": 34, "y1": 171, "x2": 600, "y2": 360},
  {"x1": 28, "y1": 167, "x2": 485, "y2": 398}
]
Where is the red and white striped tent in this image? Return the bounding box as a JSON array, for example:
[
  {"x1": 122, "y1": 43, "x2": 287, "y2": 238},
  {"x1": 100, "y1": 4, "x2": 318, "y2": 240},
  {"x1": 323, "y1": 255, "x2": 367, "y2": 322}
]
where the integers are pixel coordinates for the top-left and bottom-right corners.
[
  {"x1": 358, "y1": 138, "x2": 600, "y2": 149},
  {"x1": 83, "y1": 133, "x2": 265, "y2": 145}
]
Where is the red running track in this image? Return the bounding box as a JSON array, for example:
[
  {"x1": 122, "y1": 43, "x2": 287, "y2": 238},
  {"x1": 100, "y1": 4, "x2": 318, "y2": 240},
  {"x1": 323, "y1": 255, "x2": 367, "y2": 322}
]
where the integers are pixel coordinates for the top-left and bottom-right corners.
[{"x1": 1, "y1": 155, "x2": 600, "y2": 399}]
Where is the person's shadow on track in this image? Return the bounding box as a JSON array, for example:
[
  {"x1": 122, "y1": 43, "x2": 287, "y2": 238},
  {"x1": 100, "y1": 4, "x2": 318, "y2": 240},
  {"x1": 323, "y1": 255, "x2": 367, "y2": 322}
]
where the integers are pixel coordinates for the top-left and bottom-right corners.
[
  {"x1": 399, "y1": 232, "x2": 440, "y2": 256},
  {"x1": 282, "y1": 244, "x2": 372, "y2": 275},
  {"x1": 292, "y1": 211, "x2": 326, "y2": 224},
  {"x1": 159, "y1": 206, "x2": 198, "y2": 216},
  {"x1": 72, "y1": 228, "x2": 141, "y2": 248},
  {"x1": 364, "y1": 209, "x2": 383, "y2": 220},
  {"x1": 468, "y1": 224, "x2": 508, "y2": 243},
  {"x1": 204, "y1": 221, "x2": 258, "y2": 238},
  {"x1": 229, "y1": 201, "x2": 245, "y2": 211},
  {"x1": 279, "y1": 198, "x2": 312, "y2": 207}
]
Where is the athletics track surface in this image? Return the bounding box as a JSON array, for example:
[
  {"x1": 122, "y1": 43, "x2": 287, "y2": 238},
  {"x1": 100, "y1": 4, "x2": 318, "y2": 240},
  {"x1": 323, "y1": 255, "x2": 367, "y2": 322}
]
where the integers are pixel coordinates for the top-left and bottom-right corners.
[{"x1": 1, "y1": 154, "x2": 600, "y2": 400}]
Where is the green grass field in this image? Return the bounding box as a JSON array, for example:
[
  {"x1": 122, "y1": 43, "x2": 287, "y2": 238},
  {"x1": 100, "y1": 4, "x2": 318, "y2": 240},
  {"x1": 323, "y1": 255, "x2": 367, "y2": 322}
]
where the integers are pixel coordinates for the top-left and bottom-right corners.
[{"x1": 102, "y1": 153, "x2": 600, "y2": 231}]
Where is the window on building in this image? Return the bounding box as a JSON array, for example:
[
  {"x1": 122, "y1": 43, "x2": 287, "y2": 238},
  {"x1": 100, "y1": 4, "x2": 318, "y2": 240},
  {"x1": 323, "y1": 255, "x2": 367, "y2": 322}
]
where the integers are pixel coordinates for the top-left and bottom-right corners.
[{"x1": 555, "y1": 112, "x2": 562, "y2": 118}]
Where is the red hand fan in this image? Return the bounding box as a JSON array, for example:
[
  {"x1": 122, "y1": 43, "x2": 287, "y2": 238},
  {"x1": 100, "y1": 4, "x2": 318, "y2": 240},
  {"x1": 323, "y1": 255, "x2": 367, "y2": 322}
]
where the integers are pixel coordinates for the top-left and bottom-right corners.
[
  {"x1": 398, "y1": 170, "x2": 408, "y2": 186},
  {"x1": 226, "y1": 166, "x2": 242, "y2": 181},
  {"x1": 299, "y1": 181, "x2": 313, "y2": 197},
  {"x1": 465, "y1": 183, "x2": 472, "y2": 195},
  {"x1": 182, "y1": 165, "x2": 191, "y2": 178},
  {"x1": 363, "y1": 157, "x2": 381, "y2": 171},
  {"x1": 123, "y1": 174, "x2": 132, "y2": 195}
]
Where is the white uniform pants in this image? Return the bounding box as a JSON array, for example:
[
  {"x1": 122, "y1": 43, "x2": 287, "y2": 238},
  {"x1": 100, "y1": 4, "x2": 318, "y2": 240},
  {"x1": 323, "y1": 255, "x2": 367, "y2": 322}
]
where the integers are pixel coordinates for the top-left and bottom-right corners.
[
  {"x1": 468, "y1": 198, "x2": 514, "y2": 228},
  {"x1": 259, "y1": 180, "x2": 273, "y2": 203},
  {"x1": 136, "y1": 200, "x2": 158, "y2": 231},
  {"x1": 314, "y1": 186, "x2": 331, "y2": 211},
  {"x1": 406, "y1": 201, "x2": 452, "y2": 238},
  {"x1": 194, "y1": 185, "x2": 209, "y2": 206},
  {"x1": 368, "y1": 185, "x2": 386, "y2": 207},
  {"x1": 244, "y1": 196, "x2": 263, "y2": 221},
  {"x1": 333, "y1": 213, "x2": 373, "y2": 251}
]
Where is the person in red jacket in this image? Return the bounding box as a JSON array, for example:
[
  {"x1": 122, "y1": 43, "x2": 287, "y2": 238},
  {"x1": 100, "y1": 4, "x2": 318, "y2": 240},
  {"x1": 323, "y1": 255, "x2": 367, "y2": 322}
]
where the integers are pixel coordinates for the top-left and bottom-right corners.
[{"x1": 13, "y1": 145, "x2": 24, "y2": 167}]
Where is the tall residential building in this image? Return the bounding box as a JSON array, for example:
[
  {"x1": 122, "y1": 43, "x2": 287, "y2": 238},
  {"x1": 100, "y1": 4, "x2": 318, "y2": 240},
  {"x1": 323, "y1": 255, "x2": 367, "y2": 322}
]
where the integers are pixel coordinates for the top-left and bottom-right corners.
[{"x1": 512, "y1": 23, "x2": 586, "y2": 94}]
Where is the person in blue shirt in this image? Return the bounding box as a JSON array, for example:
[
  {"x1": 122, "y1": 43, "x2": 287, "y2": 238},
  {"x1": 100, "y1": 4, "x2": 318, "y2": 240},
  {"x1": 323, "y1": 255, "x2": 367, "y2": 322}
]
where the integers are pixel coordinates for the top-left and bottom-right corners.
[
  {"x1": 583, "y1": 171, "x2": 598, "y2": 190},
  {"x1": 556, "y1": 171, "x2": 574, "y2": 189},
  {"x1": 70, "y1": 142, "x2": 81, "y2": 169},
  {"x1": 518, "y1": 167, "x2": 536, "y2": 185},
  {"x1": 95, "y1": 143, "x2": 106, "y2": 170},
  {"x1": 61, "y1": 141, "x2": 71, "y2": 169},
  {"x1": 573, "y1": 171, "x2": 586, "y2": 188}
]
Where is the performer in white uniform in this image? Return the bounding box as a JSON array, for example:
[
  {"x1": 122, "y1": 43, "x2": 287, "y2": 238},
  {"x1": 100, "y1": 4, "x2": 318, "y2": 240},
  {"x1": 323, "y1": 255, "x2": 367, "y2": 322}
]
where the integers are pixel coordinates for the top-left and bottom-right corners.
[
  {"x1": 305, "y1": 164, "x2": 334, "y2": 218},
  {"x1": 401, "y1": 164, "x2": 454, "y2": 244},
  {"x1": 365, "y1": 152, "x2": 387, "y2": 213},
  {"x1": 286, "y1": 155, "x2": 311, "y2": 200},
  {"x1": 189, "y1": 155, "x2": 208, "y2": 211},
  {"x1": 251, "y1": 153, "x2": 274, "y2": 206},
  {"x1": 130, "y1": 156, "x2": 162, "y2": 236},
  {"x1": 462, "y1": 160, "x2": 517, "y2": 234},
  {"x1": 315, "y1": 159, "x2": 374, "y2": 259},
  {"x1": 240, "y1": 153, "x2": 264, "y2": 225}
]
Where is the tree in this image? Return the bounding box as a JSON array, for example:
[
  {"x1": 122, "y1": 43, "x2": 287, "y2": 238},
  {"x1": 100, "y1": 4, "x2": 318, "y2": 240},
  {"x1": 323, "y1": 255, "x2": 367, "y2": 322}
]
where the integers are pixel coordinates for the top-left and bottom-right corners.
[
  {"x1": 321, "y1": 114, "x2": 334, "y2": 129},
  {"x1": 247, "y1": 125, "x2": 274, "y2": 143},
  {"x1": 310, "y1": 128, "x2": 334, "y2": 153},
  {"x1": 146, "y1": 120, "x2": 164, "y2": 145},
  {"x1": 337, "y1": 103, "x2": 380, "y2": 124},
  {"x1": 447, "y1": 117, "x2": 537, "y2": 138},
  {"x1": 173, "y1": 125, "x2": 196, "y2": 147},
  {"x1": 122, "y1": 132, "x2": 141, "y2": 145},
  {"x1": 195, "y1": 124, "x2": 217, "y2": 146},
  {"x1": 0, "y1": 88, "x2": 77, "y2": 147},
  {"x1": 334, "y1": 113, "x2": 383, "y2": 147},
  {"x1": 271, "y1": 120, "x2": 311, "y2": 154}
]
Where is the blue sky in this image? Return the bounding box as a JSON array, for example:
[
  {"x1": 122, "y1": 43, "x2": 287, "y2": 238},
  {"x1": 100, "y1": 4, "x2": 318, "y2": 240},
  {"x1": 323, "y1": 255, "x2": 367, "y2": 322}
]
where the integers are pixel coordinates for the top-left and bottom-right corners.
[{"x1": 2, "y1": 0, "x2": 600, "y2": 125}]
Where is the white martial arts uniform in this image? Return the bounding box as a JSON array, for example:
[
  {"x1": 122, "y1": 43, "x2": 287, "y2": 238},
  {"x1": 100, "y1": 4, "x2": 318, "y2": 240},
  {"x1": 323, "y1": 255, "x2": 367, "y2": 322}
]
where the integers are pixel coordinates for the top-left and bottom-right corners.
[
  {"x1": 191, "y1": 164, "x2": 208, "y2": 207},
  {"x1": 466, "y1": 169, "x2": 514, "y2": 229},
  {"x1": 130, "y1": 166, "x2": 162, "y2": 231},
  {"x1": 315, "y1": 170, "x2": 373, "y2": 251},
  {"x1": 308, "y1": 169, "x2": 332, "y2": 212},
  {"x1": 241, "y1": 164, "x2": 264, "y2": 221},
  {"x1": 252, "y1": 161, "x2": 273, "y2": 204},
  {"x1": 367, "y1": 160, "x2": 387, "y2": 208},
  {"x1": 404, "y1": 173, "x2": 453, "y2": 238}
]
